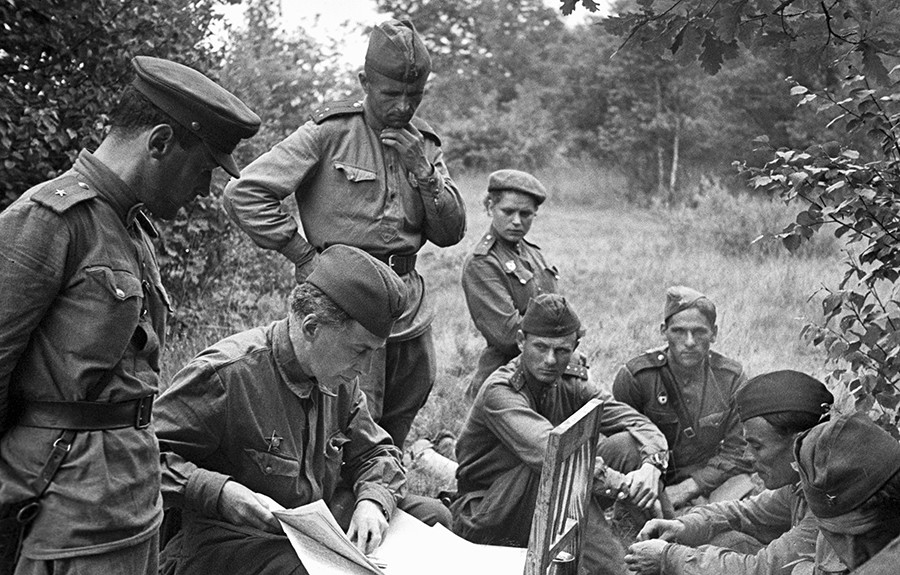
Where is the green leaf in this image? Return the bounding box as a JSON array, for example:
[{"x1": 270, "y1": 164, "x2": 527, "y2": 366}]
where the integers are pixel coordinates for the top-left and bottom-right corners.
[
  {"x1": 860, "y1": 42, "x2": 891, "y2": 86},
  {"x1": 790, "y1": 85, "x2": 809, "y2": 96}
]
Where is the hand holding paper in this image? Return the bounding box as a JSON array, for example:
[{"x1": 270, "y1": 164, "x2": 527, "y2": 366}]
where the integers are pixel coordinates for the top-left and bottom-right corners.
[
  {"x1": 348, "y1": 499, "x2": 388, "y2": 555},
  {"x1": 218, "y1": 479, "x2": 286, "y2": 533}
]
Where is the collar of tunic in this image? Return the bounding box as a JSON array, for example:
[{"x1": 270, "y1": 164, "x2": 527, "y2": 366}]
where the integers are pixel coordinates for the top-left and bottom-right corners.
[
  {"x1": 74, "y1": 150, "x2": 143, "y2": 226},
  {"x1": 271, "y1": 318, "x2": 337, "y2": 399}
]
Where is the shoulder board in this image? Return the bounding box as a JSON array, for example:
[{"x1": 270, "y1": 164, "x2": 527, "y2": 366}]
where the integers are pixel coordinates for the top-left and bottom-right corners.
[
  {"x1": 30, "y1": 175, "x2": 97, "y2": 214},
  {"x1": 626, "y1": 348, "x2": 668, "y2": 374},
  {"x1": 473, "y1": 231, "x2": 496, "y2": 256},
  {"x1": 410, "y1": 116, "x2": 441, "y2": 146},
  {"x1": 709, "y1": 351, "x2": 743, "y2": 375},
  {"x1": 564, "y1": 360, "x2": 589, "y2": 380},
  {"x1": 310, "y1": 99, "x2": 364, "y2": 124},
  {"x1": 521, "y1": 237, "x2": 542, "y2": 250}
]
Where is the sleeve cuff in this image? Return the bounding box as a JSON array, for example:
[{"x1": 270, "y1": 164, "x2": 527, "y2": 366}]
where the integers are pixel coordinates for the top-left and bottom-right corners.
[
  {"x1": 280, "y1": 234, "x2": 317, "y2": 265},
  {"x1": 356, "y1": 485, "x2": 398, "y2": 520},
  {"x1": 185, "y1": 468, "x2": 233, "y2": 518}
]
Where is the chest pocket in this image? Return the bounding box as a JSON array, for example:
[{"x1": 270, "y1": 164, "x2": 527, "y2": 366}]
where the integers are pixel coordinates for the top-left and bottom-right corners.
[
  {"x1": 244, "y1": 448, "x2": 301, "y2": 478},
  {"x1": 86, "y1": 266, "x2": 143, "y2": 301},
  {"x1": 333, "y1": 161, "x2": 376, "y2": 183},
  {"x1": 698, "y1": 410, "x2": 728, "y2": 429}
]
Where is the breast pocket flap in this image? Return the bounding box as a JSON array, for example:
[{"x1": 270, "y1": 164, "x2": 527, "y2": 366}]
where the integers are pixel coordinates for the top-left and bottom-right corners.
[{"x1": 333, "y1": 161, "x2": 377, "y2": 183}]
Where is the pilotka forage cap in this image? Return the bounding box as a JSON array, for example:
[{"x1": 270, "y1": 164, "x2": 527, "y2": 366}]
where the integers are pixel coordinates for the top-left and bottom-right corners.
[
  {"x1": 365, "y1": 19, "x2": 431, "y2": 83},
  {"x1": 131, "y1": 56, "x2": 261, "y2": 178},
  {"x1": 488, "y1": 169, "x2": 547, "y2": 205},
  {"x1": 306, "y1": 245, "x2": 407, "y2": 339},
  {"x1": 795, "y1": 411, "x2": 900, "y2": 518},
  {"x1": 664, "y1": 285, "x2": 716, "y2": 324},
  {"x1": 522, "y1": 294, "x2": 582, "y2": 338},
  {"x1": 736, "y1": 370, "x2": 833, "y2": 422}
]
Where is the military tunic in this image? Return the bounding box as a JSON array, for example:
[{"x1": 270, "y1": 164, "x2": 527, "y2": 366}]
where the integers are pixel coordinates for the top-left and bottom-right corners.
[
  {"x1": 223, "y1": 101, "x2": 466, "y2": 447},
  {"x1": 612, "y1": 349, "x2": 752, "y2": 494},
  {"x1": 660, "y1": 485, "x2": 820, "y2": 575},
  {"x1": 155, "y1": 319, "x2": 406, "y2": 574},
  {"x1": 461, "y1": 229, "x2": 558, "y2": 393},
  {"x1": 452, "y1": 357, "x2": 667, "y2": 575},
  {"x1": 0, "y1": 151, "x2": 168, "y2": 558}
]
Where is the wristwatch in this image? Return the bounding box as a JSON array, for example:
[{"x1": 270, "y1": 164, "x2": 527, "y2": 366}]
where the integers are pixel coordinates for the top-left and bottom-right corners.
[{"x1": 646, "y1": 451, "x2": 669, "y2": 472}]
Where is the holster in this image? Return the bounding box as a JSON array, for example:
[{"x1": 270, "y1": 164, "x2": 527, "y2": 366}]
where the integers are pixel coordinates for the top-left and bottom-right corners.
[{"x1": 0, "y1": 498, "x2": 41, "y2": 575}]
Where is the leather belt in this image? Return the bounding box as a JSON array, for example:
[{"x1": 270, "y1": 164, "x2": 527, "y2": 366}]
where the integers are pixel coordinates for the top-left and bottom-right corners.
[
  {"x1": 376, "y1": 253, "x2": 417, "y2": 275},
  {"x1": 17, "y1": 395, "x2": 155, "y2": 430}
]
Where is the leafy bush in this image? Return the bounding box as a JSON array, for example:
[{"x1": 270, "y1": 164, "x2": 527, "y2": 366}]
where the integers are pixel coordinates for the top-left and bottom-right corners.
[{"x1": 668, "y1": 181, "x2": 840, "y2": 260}]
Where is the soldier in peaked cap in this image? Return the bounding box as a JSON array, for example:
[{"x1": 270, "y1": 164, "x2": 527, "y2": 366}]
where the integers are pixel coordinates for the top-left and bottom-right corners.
[
  {"x1": 612, "y1": 286, "x2": 754, "y2": 516},
  {"x1": 224, "y1": 19, "x2": 465, "y2": 450},
  {"x1": 461, "y1": 169, "x2": 560, "y2": 398},
  {"x1": 0, "y1": 57, "x2": 259, "y2": 574},
  {"x1": 627, "y1": 370, "x2": 836, "y2": 575},
  {"x1": 795, "y1": 411, "x2": 900, "y2": 573},
  {"x1": 453, "y1": 294, "x2": 668, "y2": 575},
  {"x1": 154, "y1": 245, "x2": 450, "y2": 575}
]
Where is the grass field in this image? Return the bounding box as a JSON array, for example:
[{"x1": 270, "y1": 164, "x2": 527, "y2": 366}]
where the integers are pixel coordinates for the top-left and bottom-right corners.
[{"x1": 162, "y1": 166, "x2": 845, "y2": 497}]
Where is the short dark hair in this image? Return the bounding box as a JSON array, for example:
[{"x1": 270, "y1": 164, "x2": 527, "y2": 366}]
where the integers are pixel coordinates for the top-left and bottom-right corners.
[
  {"x1": 482, "y1": 190, "x2": 539, "y2": 212},
  {"x1": 762, "y1": 411, "x2": 827, "y2": 437},
  {"x1": 290, "y1": 283, "x2": 352, "y2": 327},
  {"x1": 107, "y1": 85, "x2": 201, "y2": 149}
]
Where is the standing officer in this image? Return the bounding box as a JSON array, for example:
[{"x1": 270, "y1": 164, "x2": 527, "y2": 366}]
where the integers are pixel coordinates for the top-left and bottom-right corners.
[
  {"x1": 461, "y1": 169, "x2": 558, "y2": 398},
  {"x1": 223, "y1": 19, "x2": 466, "y2": 449},
  {"x1": 0, "y1": 56, "x2": 259, "y2": 575},
  {"x1": 613, "y1": 286, "x2": 753, "y2": 514}
]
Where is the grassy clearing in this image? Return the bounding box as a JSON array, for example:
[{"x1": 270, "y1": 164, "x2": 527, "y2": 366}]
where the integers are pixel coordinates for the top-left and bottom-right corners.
[{"x1": 162, "y1": 166, "x2": 844, "y2": 497}]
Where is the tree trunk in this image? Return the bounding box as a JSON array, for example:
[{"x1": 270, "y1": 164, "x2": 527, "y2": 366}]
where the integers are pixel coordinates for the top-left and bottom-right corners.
[
  {"x1": 669, "y1": 116, "x2": 680, "y2": 204},
  {"x1": 656, "y1": 78, "x2": 666, "y2": 199}
]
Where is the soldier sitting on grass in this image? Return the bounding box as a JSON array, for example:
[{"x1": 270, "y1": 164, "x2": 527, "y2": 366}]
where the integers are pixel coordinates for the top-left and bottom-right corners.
[{"x1": 613, "y1": 286, "x2": 754, "y2": 516}]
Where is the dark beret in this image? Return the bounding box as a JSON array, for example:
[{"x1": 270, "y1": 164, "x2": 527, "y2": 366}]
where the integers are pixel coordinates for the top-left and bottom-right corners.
[
  {"x1": 488, "y1": 169, "x2": 547, "y2": 205},
  {"x1": 522, "y1": 294, "x2": 582, "y2": 338},
  {"x1": 131, "y1": 56, "x2": 260, "y2": 178},
  {"x1": 306, "y1": 245, "x2": 407, "y2": 339},
  {"x1": 795, "y1": 411, "x2": 900, "y2": 518},
  {"x1": 736, "y1": 370, "x2": 833, "y2": 421},
  {"x1": 664, "y1": 285, "x2": 716, "y2": 325},
  {"x1": 365, "y1": 19, "x2": 431, "y2": 84}
]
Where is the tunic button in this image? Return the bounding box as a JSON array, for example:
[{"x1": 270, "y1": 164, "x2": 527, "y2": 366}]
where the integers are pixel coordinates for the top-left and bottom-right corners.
[
  {"x1": 657, "y1": 354, "x2": 665, "y2": 361},
  {"x1": 265, "y1": 466, "x2": 273, "y2": 474},
  {"x1": 115, "y1": 288, "x2": 125, "y2": 299}
]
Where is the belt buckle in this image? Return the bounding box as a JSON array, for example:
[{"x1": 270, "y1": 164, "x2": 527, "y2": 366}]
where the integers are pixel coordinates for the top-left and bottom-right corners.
[
  {"x1": 387, "y1": 254, "x2": 398, "y2": 271},
  {"x1": 682, "y1": 427, "x2": 696, "y2": 439},
  {"x1": 135, "y1": 395, "x2": 154, "y2": 429}
]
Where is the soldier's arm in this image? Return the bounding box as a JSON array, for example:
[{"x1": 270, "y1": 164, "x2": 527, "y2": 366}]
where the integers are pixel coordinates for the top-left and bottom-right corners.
[
  {"x1": 223, "y1": 124, "x2": 320, "y2": 267},
  {"x1": 481, "y1": 383, "x2": 555, "y2": 470},
  {"x1": 660, "y1": 489, "x2": 817, "y2": 575},
  {"x1": 0, "y1": 202, "x2": 69, "y2": 430},
  {"x1": 611, "y1": 365, "x2": 645, "y2": 410},
  {"x1": 461, "y1": 255, "x2": 522, "y2": 356},
  {"x1": 595, "y1": 388, "x2": 668, "y2": 462},
  {"x1": 675, "y1": 488, "x2": 794, "y2": 546},
  {"x1": 155, "y1": 358, "x2": 232, "y2": 518},
  {"x1": 414, "y1": 134, "x2": 466, "y2": 248},
  {"x1": 341, "y1": 381, "x2": 406, "y2": 520}
]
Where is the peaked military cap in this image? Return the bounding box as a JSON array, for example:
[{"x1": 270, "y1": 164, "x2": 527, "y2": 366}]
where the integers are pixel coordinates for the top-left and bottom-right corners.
[
  {"x1": 795, "y1": 411, "x2": 900, "y2": 518},
  {"x1": 664, "y1": 285, "x2": 716, "y2": 325},
  {"x1": 131, "y1": 56, "x2": 260, "y2": 178},
  {"x1": 365, "y1": 19, "x2": 431, "y2": 83},
  {"x1": 736, "y1": 370, "x2": 833, "y2": 421},
  {"x1": 522, "y1": 294, "x2": 582, "y2": 338},
  {"x1": 488, "y1": 169, "x2": 547, "y2": 205},
  {"x1": 306, "y1": 245, "x2": 408, "y2": 339}
]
